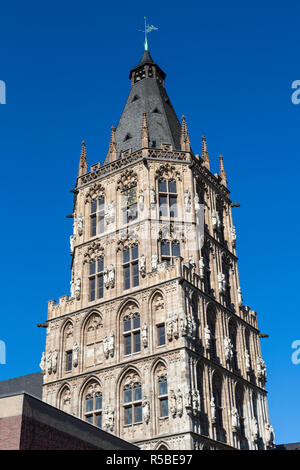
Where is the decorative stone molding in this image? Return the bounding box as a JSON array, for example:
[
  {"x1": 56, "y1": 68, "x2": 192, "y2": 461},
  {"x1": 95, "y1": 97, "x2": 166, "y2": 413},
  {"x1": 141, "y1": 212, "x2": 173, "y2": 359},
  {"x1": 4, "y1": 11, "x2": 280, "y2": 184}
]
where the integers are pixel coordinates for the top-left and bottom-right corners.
[
  {"x1": 85, "y1": 182, "x2": 105, "y2": 204},
  {"x1": 116, "y1": 169, "x2": 137, "y2": 191},
  {"x1": 155, "y1": 163, "x2": 181, "y2": 181},
  {"x1": 83, "y1": 241, "x2": 104, "y2": 263},
  {"x1": 116, "y1": 234, "x2": 138, "y2": 252}
]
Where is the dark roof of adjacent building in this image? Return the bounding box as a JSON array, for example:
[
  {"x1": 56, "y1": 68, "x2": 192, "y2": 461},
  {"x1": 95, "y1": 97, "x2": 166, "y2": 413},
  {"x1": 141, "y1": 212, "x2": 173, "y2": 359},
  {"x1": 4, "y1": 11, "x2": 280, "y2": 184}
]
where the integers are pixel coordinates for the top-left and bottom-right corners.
[
  {"x1": 104, "y1": 49, "x2": 182, "y2": 163},
  {"x1": 0, "y1": 372, "x2": 43, "y2": 399},
  {"x1": 276, "y1": 442, "x2": 300, "y2": 450}
]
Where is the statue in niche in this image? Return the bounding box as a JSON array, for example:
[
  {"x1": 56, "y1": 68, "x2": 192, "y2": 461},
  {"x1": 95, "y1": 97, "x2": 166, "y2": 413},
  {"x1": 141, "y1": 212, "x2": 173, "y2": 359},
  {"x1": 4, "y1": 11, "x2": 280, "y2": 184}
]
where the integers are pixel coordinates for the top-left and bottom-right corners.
[
  {"x1": 75, "y1": 277, "x2": 81, "y2": 300},
  {"x1": 169, "y1": 390, "x2": 177, "y2": 417},
  {"x1": 151, "y1": 254, "x2": 158, "y2": 271},
  {"x1": 72, "y1": 343, "x2": 79, "y2": 367},
  {"x1": 108, "y1": 331, "x2": 115, "y2": 357},
  {"x1": 40, "y1": 352, "x2": 46, "y2": 375},
  {"x1": 204, "y1": 325, "x2": 211, "y2": 350},
  {"x1": 78, "y1": 215, "x2": 84, "y2": 235},
  {"x1": 103, "y1": 334, "x2": 109, "y2": 359},
  {"x1": 51, "y1": 349, "x2": 58, "y2": 374},
  {"x1": 231, "y1": 407, "x2": 240, "y2": 432},
  {"x1": 141, "y1": 323, "x2": 148, "y2": 347},
  {"x1": 143, "y1": 396, "x2": 150, "y2": 424},
  {"x1": 177, "y1": 389, "x2": 183, "y2": 417}
]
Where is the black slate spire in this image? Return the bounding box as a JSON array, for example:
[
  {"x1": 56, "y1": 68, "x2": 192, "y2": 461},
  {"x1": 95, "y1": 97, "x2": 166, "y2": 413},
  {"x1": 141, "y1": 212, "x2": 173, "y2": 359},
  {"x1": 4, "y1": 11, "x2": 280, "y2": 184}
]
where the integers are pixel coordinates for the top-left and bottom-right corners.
[{"x1": 104, "y1": 50, "x2": 181, "y2": 163}]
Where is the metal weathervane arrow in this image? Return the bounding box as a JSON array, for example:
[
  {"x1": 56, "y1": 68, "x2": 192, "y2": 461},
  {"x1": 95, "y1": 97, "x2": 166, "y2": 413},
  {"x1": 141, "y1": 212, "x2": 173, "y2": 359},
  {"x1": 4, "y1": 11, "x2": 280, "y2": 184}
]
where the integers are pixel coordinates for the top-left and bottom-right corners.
[{"x1": 139, "y1": 17, "x2": 158, "y2": 51}]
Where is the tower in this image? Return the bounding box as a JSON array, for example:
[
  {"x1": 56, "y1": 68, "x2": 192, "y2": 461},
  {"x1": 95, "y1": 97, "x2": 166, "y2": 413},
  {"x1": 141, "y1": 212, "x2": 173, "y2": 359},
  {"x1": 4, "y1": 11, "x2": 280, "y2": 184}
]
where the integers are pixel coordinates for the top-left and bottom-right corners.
[{"x1": 40, "y1": 48, "x2": 274, "y2": 450}]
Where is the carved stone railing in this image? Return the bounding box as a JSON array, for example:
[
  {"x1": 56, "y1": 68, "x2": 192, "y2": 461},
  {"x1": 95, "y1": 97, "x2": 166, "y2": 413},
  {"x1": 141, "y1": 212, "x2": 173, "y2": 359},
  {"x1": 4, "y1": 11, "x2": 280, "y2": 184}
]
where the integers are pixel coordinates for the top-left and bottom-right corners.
[{"x1": 77, "y1": 148, "x2": 191, "y2": 187}]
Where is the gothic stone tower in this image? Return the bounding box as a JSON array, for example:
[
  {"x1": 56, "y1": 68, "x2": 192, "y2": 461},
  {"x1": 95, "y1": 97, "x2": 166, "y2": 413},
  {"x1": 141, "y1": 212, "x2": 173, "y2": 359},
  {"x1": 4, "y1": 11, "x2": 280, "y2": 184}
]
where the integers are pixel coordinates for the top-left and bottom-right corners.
[{"x1": 41, "y1": 50, "x2": 275, "y2": 450}]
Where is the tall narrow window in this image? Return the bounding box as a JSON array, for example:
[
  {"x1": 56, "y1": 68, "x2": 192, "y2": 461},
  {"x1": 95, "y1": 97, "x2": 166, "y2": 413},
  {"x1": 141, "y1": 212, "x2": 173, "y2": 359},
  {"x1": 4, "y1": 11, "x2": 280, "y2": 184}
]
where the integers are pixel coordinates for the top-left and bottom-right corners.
[
  {"x1": 157, "y1": 324, "x2": 166, "y2": 346},
  {"x1": 160, "y1": 240, "x2": 180, "y2": 264},
  {"x1": 216, "y1": 201, "x2": 224, "y2": 243},
  {"x1": 122, "y1": 187, "x2": 138, "y2": 224},
  {"x1": 123, "y1": 245, "x2": 139, "y2": 290},
  {"x1": 229, "y1": 319, "x2": 238, "y2": 372},
  {"x1": 84, "y1": 386, "x2": 102, "y2": 428},
  {"x1": 207, "y1": 307, "x2": 217, "y2": 360},
  {"x1": 90, "y1": 197, "x2": 105, "y2": 236},
  {"x1": 203, "y1": 248, "x2": 211, "y2": 294},
  {"x1": 158, "y1": 376, "x2": 168, "y2": 417},
  {"x1": 212, "y1": 374, "x2": 223, "y2": 442},
  {"x1": 124, "y1": 382, "x2": 142, "y2": 425},
  {"x1": 66, "y1": 350, "x2": 73, "y2": 371},
  {"x1": 123, "y1": 313, "x2": 141, "y2": 355},
  {"x1": 158, "y1": 179, "x2": 178, "y2": 218},
  {"x1": 89, "y1": 258, "x2": 104, "y2": 301}
]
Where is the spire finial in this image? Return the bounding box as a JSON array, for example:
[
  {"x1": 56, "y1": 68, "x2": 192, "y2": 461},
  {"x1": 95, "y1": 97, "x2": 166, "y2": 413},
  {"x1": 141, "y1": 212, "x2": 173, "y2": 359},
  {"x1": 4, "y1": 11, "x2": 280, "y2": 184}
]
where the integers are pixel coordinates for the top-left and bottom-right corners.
[
  {"x1": 141, "y1": 112, "x2": 149, "y2": 147},
  {"x1": 108, "y1": 126, "x2": 117, "y2": 162},
  {"x1": 78, "y1": 140, "x2": 87, "y2": 177},
  {"x1": 180, "y1": 115, "x2": 190, "y2": 152},
  {"x1": 219, "y1": 154, "x2": 227, "y2": 187},
  {"x1": 139, "y1": 17, "x2": 158, "y2": 51},
  {"x1": 201, "y1": 136, "x2": 210, "y2": 170}
]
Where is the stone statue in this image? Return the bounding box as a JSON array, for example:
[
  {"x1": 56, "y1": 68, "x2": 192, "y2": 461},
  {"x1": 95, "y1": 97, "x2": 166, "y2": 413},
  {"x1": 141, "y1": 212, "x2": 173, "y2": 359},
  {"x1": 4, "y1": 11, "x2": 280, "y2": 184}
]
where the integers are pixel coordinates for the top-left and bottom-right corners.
[
  {"x1": 210, "y1": 397, "x2": 216, "y2": 424},
  {"x1": 169, "y1": 389, "x2": 177, "y2": 418},
  {"x1": 184, "y1": 190, "x2": 191, "y2": 212},
  {"x1": 251, "y1": 417, "x2": 259, "y2": 442},
  {"x1": 138, "y1": 190, "x2": 144, "y2": 210},
  {"x1": 204, "y1": 325, "x2": 211, "y2": 350},
  {"x1": 108, "y1": 265, "x2": 115, "y2": 288},
  {"x1": 141, "y1": 323, "x2": 148, "y2": 347},
  {"x1": 199, "y1": 257, "x2": 205, "y2": 278},
  {"x1": 231, "y1": 407, "x2": 240, "y2": 432},
  {"x1": 70, "y1": 235, "x2": 75, "y2": 254},
  {"x1": 218, "y1": 273, "x2": 226, "y2": 294},
  {"x1": 143, "y1": 396, "x2": 150, "y2": 424},
  {"x1": 108, "y1": 331, "x2": 115, "y2": 357},
  {"x1": 224, "y1": 337, "x2": 233, "y2": 362},
  {"x1": 166, "y1": 312, "x2": 173, "y2": 340},
  {"x1": 231, "y1": 226, "x2": 236, "y2": 246},
  {"x1": 188, "y1": 256, "x2": 196, "y2": 268},
  {"x1": 151, "y1": 254, "x2": 158, "y2": 271},
  {"x1": 180, "y1": 312, "x2": 187, "y2": 336},
  {"x1": 51, "y1": 349, "x2": 58, "y2": 374},
  {"x1": 237, "y1": 287, "x2": 243, "y2": 306},
  {"x1": 192, "y1": 389, "x2": 199, "y2": 416},
  {"x1": 265, "y1": 423, "x2": 275, "y2": 448},
  {"x1": 172, "y1": 312, "x2": 179, "y2": 339},
  {"x1": 104, "y1": 406, "x2": 114, "y2": 432},
  {"x1": 105, "y1": 202, "x2": 115, "y2": 225},
  {"x1": 40, "y1": 352, "x2": 46, "y2": 375},
  {"x1": 257, "y1": 357, "x2": 267, "y2": 383},
  {"x1": 194, "y1": 194, "x2": 200, "y2": 212},
  {"x1": 78, "y1": 215, "x2": 84, "y2": 236},
  {"x1": 70, "y1": 278, "x2": 75, "y2": 298},
  {"x1": 72, "y1": 343, "x2": 79, "y2": 367},
  {"x1": 139, "y1": 255, "x2": 146, "y2": 277},
  {"x1": 212, "y1": 210, "x2": 218, "y2": 230},
  {"x1": 150, "y1": 187, "x2": 156, "y2": 205},
  {"x1": 103, "y1": 334, "x2": 109, "y2": 359},
  {"x1": 104, "y1": 267, "x2": 109, "y2": 289},
  {"x1": 177, "y1": 389, "x2": 183, "y2": 417},
  {"x1": 245, "y1": 350, "x2": 251, "y2": 373},
  {"x1": 75, "y1": 277, "x2": 81, "y2": 300},
  {"x1": 47, "y1": 351, "x2": 52, "y2": 374}
]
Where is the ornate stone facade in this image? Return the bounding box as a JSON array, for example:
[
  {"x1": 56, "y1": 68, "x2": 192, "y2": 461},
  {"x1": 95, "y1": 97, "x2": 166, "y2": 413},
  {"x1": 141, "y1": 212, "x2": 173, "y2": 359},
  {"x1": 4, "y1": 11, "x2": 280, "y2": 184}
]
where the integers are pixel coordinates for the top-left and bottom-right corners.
[{"x1": 41, "y1": 48, "x2": 273, "y2": 450}]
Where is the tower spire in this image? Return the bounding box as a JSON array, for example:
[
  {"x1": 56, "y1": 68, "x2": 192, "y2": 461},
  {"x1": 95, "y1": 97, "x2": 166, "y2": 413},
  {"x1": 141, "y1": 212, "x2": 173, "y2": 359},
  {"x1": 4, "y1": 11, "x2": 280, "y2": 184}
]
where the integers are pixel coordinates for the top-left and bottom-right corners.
[
  {"x1": 78, "y1": 140, "x2": 87, "y2": 177},
  {"x1": 219, "y1": 154, "x2": 227, "y2": 187},
  {"x1": 201, "y1": 136, "x2": 210, "y2": 170},
  {"x1": 180, "y1": 115, "x2": 191, "y2": 152},
  {"x1": 141, "y1": 112, "x2": 149, "y2": 147}
]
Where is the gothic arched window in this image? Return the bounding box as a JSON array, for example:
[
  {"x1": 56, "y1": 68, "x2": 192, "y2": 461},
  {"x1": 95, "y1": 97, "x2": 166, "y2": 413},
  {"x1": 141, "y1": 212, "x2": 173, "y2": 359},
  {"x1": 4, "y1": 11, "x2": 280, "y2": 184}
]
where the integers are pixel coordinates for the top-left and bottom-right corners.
[
  {"x1": 63, "y1": 321, "x2": 74, "y2": 373},
  {"x1": 202, "y1": 247, "x2": 211, "y2": 294},
  {"x1": 90, "y1": 196, "x2": 105, "y2": 236},
  {"x1": 60, "y1": 386, "x2": 71, "y2": 414},
  {"x1": 229, "y1": 319, "x2": 239, "y2": 372},
  {"x1": 158, "y1": 375, "x2": 168, "y2": 417},
  {"x1": 207, "y1": 306, "x2": 217, "y2": 360},
  {"x1": 122, "y1": 304, "x2": 141, "y2": 356},
  {"x1": 123, "y1": 245, "x2": 139, "y2": 290},
  {"x1": 235, "y1": 383, "x2": 246, "y2": 441},
  {"x1": 89, "y1": 257, "x2": 104, "y2": 302},
  {"x1": 123, "y1": 381, "x2": 142, "y2": 425},
  {"x1": 83, "y1": 381, "x2": 103, "y2": 428},
  {"x1": 160, "y1": 240, "x2": 180, "y2": 264},
  {"x1": 222, "y1": 261, "x2": 231, "y2": 308},
  {"x1": 84, "y1": 313, "x2": 102, "y2": 368},
  {"x1": 152, "y1": 293, "x2": 166, "y2": 347},
  {"x1": 158, "y1": 179, "x2": 178, "y2": 218}
]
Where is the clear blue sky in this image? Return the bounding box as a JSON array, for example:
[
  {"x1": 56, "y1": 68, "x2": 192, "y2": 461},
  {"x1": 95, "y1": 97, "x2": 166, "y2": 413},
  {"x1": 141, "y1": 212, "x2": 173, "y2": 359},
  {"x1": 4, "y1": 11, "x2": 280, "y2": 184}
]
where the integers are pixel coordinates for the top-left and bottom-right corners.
[{"x1": 0, "y1": 0, "x2": 299, "y2": 445}]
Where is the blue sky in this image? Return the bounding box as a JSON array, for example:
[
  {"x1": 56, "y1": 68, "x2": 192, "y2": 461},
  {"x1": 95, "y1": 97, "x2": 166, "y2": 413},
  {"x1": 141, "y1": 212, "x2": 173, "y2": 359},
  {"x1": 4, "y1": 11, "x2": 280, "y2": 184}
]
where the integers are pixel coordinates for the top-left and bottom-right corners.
[{"x1": 0, "y1": 0, "x2": 299, "y2": 445}]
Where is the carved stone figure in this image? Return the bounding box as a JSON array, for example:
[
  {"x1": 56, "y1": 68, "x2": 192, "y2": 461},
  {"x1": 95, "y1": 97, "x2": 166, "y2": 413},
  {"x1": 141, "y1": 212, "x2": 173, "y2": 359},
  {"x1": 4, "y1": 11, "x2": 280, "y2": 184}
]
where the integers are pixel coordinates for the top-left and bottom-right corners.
[
  {"x1": 138, "y1": 190, "x2": 144, "y2": 210},
  {"x1": 104, "y1": 268, "x2": 109, "y2": 288},
  {"x1": 62, "y1": 388, "x2": 71, "y2": 413},
  {"x1": 251, "y1": 417, "x2": 259, "y2": 442},
  {"x1": 172, "y1": 312, "x2": 179, "y2": 339},
  {"x1": 40, "y1": 352, "x2": 46, "y2": 375},
  {"x1": 150, "y1": 187, "x2": 156, "y2": 205},
  {"x1": 70, "y1": 277, "x2": 75, "y2": 298},
  {"x1": 78, "y1": 215, "x2": 84, "y2": 236},
  {"x1": 204, "y1": 325, "x2": 211, "y2": 350},
  {"x1": 257, "y1": 356, "x2": 267, "y2": 383},
  {"x1": 104, "y1": 406, "x2": 114, "y2": 432},
  {"x1": 177, "y1": 389, "x2": 183, "y2": 417},
  {"x1": 70, "y1": 235, "x2": 75, "y2": 255},
  {"x1": 192, "y1": 389, "x2": 199, "y2": 416},
  {"x1": 73, "y1": 342, "x2": 79, "y2": 367},
  {"x1": 166, "y1": 312, "x2": 173, "y2": 340},
  {"x1": 194, "y1": 194, "x2": 200, "y2": 212},
  {"x1": 188, "y1": 256, "x2": 196, "y2": 268},
  {"x1": 231, "y1": 407, "x2": 240, "y2": 432},
  {"x1": 218, "y1": 272, "x2": 226, "y2": 294},
  {"x1": 105, "y1": 202, "x2": 115, "y2": 225},
  {"x1": 75, "y1": 277, "x2": 81, "y2": 300},
  {"x1": 141, "y1": 323, "x2": 148, "y2": 347},
  {"x1": 212, "y1": 210, "x2": 220, "y2": 230},
  {"x1": 210, "y1": 397, "x2": 216, "y2": 424},
  {"x1": 224, "y1": 337, "x2": 233, "y2": 361},
  {"x1": 180, "y1": 312, "x2": 187, "y2": 336},
  {"x1": 103, "y1": 334, "x2": 109, "y2": 359},
  {"x1": 108, "y1": 265, "x2": 115, "y2": 288},
  {"x1": 231, "y1": 226, "x2": 236, "y2": 246},
  {"x1": 184, "y1": 189, "x2": 191, "y2": 212},
  {"x1": 237, "y1": 287, "x2": 243, "y2": 306},
  {"x1": 51, "y1": 349, "x2": 58, "y2": 374},
  {"x1": 199, "y1": 257, "x2": 205, "y2": 278},
  {"x1": 151, "y1": 254, "x2": 158, "y2": 271},
  {"x1": 169, "y1": 389, "x2": 177, "y2": 417},
  {"x1": 108, "y1": 331, "x2": 115, "y2": 357},
  {"x1": 245, "y1": 350, "x2": 251, "y2": 373},
  {"x1": 143, "y1": 396, "x2": 150, "y2": 424},
  {"x1": 47, "y1": 351, "x2": 52, "y2": 374},
  {"x1": 139, "y1": 255, "x2": 146, "y2": 277},
  {"x1": 265, "y1": 423, "x2": 275, "y2": 448}
]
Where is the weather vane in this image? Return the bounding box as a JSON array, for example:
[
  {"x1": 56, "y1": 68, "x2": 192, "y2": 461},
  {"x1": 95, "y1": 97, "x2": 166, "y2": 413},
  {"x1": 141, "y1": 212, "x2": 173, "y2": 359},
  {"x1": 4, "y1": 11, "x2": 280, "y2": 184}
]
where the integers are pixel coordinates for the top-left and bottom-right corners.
[{"x1": 139, "y1": 17, "x2": 158, "y2": 51}]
